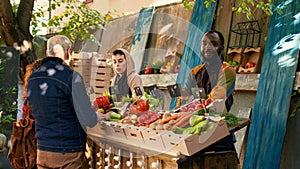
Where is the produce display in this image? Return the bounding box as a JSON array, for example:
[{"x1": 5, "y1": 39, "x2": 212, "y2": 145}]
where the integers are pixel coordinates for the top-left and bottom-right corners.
[
  {"x1": 91, "y1": 93, "x2": 241, "y2": 156},
  {"x1": 92, "y1": 93, "x2": 236, "y2": 135},
  {"x1": 129, "y1": 99, "x2": 150, "y2": 115},
  {"x1": 93, "y1": 91, "x2": 115, "y2": 113}
]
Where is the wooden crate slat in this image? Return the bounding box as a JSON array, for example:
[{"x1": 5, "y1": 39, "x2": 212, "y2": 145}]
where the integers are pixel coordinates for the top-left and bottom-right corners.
[
  {"x1": 90, "y1": 74, "x2": 112, "y2": 81},
  {"x1": 94, "y1": 80, "x2": 110, "y2": 87},
  {"x1": 74, "y1": 67, "x2": 91, "y2": 73},
  {"x1": 91, "y1": 61, "x2": 107, "y2": 67},
  {"x1": 94, "y1": 87, "x2": 109, "y2": 94},
  {"x1": 73, "y1": 59, "x2": 92, "y2": 65},
  {"x1": 91, "y1": 67, "x2": 112, "y2": 74}
]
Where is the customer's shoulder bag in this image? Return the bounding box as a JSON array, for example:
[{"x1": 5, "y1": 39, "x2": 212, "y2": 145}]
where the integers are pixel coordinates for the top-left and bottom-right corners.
[{"x1": 7, "y1": 101, "x2": 37, "y2": 169}]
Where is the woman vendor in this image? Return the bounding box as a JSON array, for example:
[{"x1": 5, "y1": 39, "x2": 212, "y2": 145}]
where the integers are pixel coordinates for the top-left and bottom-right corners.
[{"x1": 111, "y1": 48, "x2": 144, "y2": 101}]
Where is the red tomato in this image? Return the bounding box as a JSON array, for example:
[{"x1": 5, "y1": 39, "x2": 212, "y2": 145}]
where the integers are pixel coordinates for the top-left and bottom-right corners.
[
  {"x1": 144, "y1": 66, "x2": 153, "y2": 74},
  {"x1": 93, "y1": 96, "x2": 112, "y2": 110},
  {"x1": 245, "y1": 61, "x2": 256, "y2": 69},
  {"x1": 205, "y1": 98, "x2": 214, "y2": 107},
  {"x1": 129, "y1": 99, "x2": 150, "y2": 115}
]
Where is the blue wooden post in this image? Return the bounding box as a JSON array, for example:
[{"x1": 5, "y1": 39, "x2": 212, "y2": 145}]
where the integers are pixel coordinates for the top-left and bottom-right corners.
[
  {"x1": 169, "y1": 0, "x2": 217, "y2": 109},
  {"x1": 130, "y1": 7, "x2": 155, "y2": 74},
  {"x1": 243, "y1": 1, "x2": 300, "y2": 168}
]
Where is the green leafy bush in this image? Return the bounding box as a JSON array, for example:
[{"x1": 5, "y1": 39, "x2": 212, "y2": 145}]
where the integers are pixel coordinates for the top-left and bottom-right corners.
[{"x1": 0, "y1": 59, "x2": 17, "y2": 134}]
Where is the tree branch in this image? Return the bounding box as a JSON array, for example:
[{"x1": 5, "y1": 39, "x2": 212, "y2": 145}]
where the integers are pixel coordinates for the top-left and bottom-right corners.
[
  {"x1": 17, "y1": 0, "x2": 35, "y2": 41},
  {"x1": 0, "y1": 0, "x2": 19, "y2": 46}
]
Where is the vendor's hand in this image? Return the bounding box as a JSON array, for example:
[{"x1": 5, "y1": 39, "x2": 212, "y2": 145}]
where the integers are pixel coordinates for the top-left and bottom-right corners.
[{"x1": 210, "y1": 86, "x2": 226, "y2": 99}]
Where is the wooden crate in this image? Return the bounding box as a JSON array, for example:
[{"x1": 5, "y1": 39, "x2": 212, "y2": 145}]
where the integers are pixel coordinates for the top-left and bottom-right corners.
[
  {"x1": 238, "y1": 47, "x2": 263, "y2": 73},
  {"x1": 226, "y1": 47, "x2": 243, "y2": 71},
  {"x1": 72, "y1": 52, "x2": 113, "y2": 96},
  {"x1": 90, "y1": 53, "x2": 113, "y2": 95},
  {"x1": 72, "y1": 52, "x2": 93, "y2": 87}
]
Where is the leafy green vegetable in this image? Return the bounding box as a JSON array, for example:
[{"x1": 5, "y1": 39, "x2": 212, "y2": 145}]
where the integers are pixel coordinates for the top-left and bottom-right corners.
[
  {"x1": 221, "y1": 113, "x2": 238, "y2": 126},
  {"x1": 143, "y1": 92, "x2": 163, "y2": 110}
]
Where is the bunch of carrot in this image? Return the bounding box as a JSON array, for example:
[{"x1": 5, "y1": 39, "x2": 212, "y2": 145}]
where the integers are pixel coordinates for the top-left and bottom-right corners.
[{"x1": 158, "y1": 111, "x2": 193, "y2": 129}]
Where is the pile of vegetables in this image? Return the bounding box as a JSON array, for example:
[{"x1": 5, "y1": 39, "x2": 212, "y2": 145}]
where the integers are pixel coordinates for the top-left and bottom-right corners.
[
  {"x1": 180, "y1": 98, "x2": 214, "y2": 112},
  {"x1": 92, "y1": 91, "x2": 239, "y2": 136},
  {"x1": 119, "y1": 98, "x2": 162, "y2": 126},
  {"x1": 93, "y1": 91, "x2": 115, "y2": 113},
  {"x1": 146, "y1": 111, "x2": 217, "y2": 135},
  {"x1": 129, "y1": 99, "x2": 150, "y2": 115},
  {"x1": 93, "y1": 95, "x2": 112, "y2": 113}
]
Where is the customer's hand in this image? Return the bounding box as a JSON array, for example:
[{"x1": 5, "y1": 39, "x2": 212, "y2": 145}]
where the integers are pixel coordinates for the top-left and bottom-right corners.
[
  {"x1": 96, "y1": 111, "x2": 112, "y2": 121},
  {"x1": 104, "y1": 111, "x2": 112, "y2": 120}
]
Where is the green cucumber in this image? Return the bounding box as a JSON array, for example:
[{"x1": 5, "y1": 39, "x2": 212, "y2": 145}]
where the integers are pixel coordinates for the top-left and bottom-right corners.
[
  {"x1": 110, "y1": 112, "x2": 123, "y2": 119},
  {"x1": 173, "y1": 126, "x2": 185, "y2": 134}
]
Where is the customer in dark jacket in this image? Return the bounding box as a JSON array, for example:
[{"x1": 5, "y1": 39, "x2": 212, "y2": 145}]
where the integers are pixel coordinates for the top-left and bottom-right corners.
[{"x1": 27, "y1": 35, "x2": 109, "y2": 169}]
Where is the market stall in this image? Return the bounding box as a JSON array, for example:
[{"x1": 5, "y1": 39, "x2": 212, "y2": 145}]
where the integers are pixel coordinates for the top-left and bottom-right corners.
[{"x1": 85, "y1": 95, "x2": 250, "y2": 169}]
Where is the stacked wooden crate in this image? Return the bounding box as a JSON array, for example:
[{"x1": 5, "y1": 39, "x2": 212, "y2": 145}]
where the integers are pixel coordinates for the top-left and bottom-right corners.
[
  {"x1": 90, "y1": 53, "x2": 113, "y2": 95},
  {"x1": 72, "y1": 52, "x2": 93, "y2": 87},
  {"x1": 72, "y1": 52, "x2": 113, "y2": 97}
]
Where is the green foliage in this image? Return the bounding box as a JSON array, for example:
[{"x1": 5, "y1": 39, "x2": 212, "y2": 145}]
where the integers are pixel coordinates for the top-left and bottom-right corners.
[
  {"x1": 204, "y1": 0, "x2": 216, "y2": 8},
  {"x1": 151, "y1": 60, "x2": 164, "y2": 70},
  {"x1": 31, "y1": 0, "x2": 109, "y2": 45},
  {"x1": 182, "y1": 0, "x2": 194, "y2": 9},
  {"x1": 182, "y1": 0, "x2": 280, "y2": 20},
  {"x1": 0, "y1": 59, "x2": 17, "y2": 134}
]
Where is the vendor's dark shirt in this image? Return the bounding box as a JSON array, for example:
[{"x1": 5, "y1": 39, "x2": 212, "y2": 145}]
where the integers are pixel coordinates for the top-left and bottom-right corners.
[
  {"x1": 184, "y1": 64, "x2": 234, "y2": 112},
  {"x1": 114, "y1": 73, "x2": 132, "y2": 101}
]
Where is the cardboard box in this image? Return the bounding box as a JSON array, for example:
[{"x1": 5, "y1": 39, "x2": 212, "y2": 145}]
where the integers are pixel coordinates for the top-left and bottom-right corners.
[
  {"x1": 101, "y1": 121, "x2": 116, "y2": 136},
  {"x1": 86, "y1": 122, "x2": 108, "y2": 140},
  {"x1": 238, "y1": 47, "x2": 263, "y2": 73},
  {"x1": 123, "y1": 125, "x2": 146, "y2": 144},
  {"x1": 108, "y1": 122, "x2": 128, "y2": 139},
  {"x1": 160, "y1": 131, "x2": 189, "y2": 156},
  {"x1": 161, "y1": 120, "x2": 229, "y2": 156},
  {"x1": 141, "y1": 128, "x2": 167, "y2": 151},
  {"x1": 97, "y1": 119, "x2": 229, "y2": 157}
]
